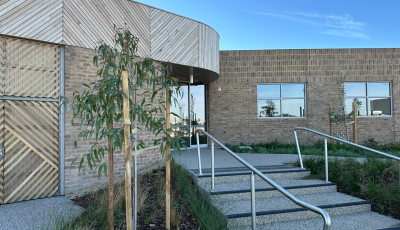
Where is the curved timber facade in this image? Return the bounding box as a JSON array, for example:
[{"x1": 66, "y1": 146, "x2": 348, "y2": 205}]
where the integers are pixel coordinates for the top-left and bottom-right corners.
[
  {"x1": 0, "y1": 0, "x2": 220, "y2": 74},
  {"x1": 0, "y1": 0, "x2": 220, "y2": 199}
]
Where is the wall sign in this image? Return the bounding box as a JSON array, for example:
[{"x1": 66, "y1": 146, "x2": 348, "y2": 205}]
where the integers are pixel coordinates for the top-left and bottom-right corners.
[{"x1": 218, "y1": 86, "x2": 222, "y2": 91}]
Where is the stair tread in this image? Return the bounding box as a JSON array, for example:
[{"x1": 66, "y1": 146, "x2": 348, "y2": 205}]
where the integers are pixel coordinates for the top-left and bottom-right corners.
[
  {"x1": 217, "y1": 192, "x2": 367, "y2": 215},
  {"x1": 202, "y1": 178, "x2": 334, "y2": 193},
  {"x1": 197, "y1": 168, "x2": 309, "y2": 178},
  {"x1": 236, "y1": 211, "x2": 400, "y2": 230},
  {"x1": 190, "y1": 165, "x2": 298, "y2": 174}
]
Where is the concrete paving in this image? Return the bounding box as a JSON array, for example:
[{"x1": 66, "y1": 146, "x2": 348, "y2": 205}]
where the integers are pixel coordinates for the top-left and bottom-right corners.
[
  {"x1": 236, "y1": 212, "x2": 400, "y2": 230},
  {"x1": 171, "y1": 147, "x2": 373, "y2": 171},
  {"x1": 171, "y1": 148, "x2": 300, "y2": 169},
  {"x1": 0, "y1": 196, "x2": 84, "y2": 230}
]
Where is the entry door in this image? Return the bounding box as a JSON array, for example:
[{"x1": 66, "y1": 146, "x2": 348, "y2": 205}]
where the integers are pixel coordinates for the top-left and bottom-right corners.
[
  {"x1": 190, "y1": 85, "x2": 207, "y2": 147},
  {"x1": 1, "y1": 100, "x2": 59, "y2": 204}
]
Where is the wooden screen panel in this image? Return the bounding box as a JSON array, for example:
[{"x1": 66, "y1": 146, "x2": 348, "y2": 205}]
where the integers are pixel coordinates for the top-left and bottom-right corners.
[
  {"x1": 0, "y1": 37, "x2": 5, "y2": 95},
  {"x1": 0, "y1": 100, "x2": 4, "y2": 204},
  {"x1": 3, "y1": 100, "x2": 58, "y2": 204},
  {"x1": 0, "y1": 36, "x2": 60, "y2": 98}
]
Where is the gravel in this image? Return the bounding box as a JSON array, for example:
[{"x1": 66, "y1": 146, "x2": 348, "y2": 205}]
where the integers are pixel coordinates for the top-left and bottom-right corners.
[{"x1": 0, "y1": 196, "x2": 84, "y2": 230}]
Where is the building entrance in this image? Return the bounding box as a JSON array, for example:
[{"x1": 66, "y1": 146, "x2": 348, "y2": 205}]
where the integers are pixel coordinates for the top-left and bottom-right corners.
[{"x1": 171, "y1": 84, "x2": 207, "y2": 148}]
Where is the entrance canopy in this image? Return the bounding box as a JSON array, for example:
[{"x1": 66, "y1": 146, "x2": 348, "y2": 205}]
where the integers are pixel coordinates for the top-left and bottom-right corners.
[{"x1": 171, "y1": 63, "x2": 219, "y2": 85}]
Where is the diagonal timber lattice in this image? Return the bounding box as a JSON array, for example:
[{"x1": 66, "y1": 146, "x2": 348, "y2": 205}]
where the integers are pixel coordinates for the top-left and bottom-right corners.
[
  {"x1": 0, "y1": 36, "x2": 60, "y2": 98},
  {"x1": 2, "y1": 100, "x2": 59, "y2": 204},
  {"x1": 0, "y1": 36, "x2": 60, "y2": 204}
]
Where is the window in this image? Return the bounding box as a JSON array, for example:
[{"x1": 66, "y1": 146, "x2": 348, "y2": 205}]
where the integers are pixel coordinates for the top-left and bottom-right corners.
[
  {"x1": 257, "y1": 83, "x2": 306, "y2": 118},
  {"x1": 345, "y1": 82, "x2": 391, "y2": 116}
]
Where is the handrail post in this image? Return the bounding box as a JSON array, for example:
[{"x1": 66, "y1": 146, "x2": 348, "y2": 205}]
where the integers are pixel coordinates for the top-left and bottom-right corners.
[
  {"x1": 196, "y1": 132, "x2": 202, "y2": 175},
  {"x1": 324, "y1": 138, "x2": 329, "y2": 183},
  {"x1": 251, "y1": 172, "x2": 256, "y2": 230},
  {"x1": 294, "y1": 130, "x2": 304, "y2": 169},
  {"x1": 211, "y1": 140, "x2": 215, "y2": 192}
]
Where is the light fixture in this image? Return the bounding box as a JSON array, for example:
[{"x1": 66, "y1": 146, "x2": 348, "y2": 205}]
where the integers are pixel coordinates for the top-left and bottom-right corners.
[{"x1": 189, "y1": 67, "x2": 193, "y2": 84}]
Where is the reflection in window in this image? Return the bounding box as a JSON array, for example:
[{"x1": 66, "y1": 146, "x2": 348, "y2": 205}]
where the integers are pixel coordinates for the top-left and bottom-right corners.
[
  {"x1": 258, "y1": 84, "x2": 305, "y2": 118},
  {"x1": 344, "y1": 82, "x2": 391, "y2": 116}
]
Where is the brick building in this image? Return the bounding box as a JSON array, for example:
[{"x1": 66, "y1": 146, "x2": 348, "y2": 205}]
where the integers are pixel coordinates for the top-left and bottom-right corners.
[
  {"x1": 0, "y1": 0, "x2": 399, "y2": 205},
  {"x1": 208, "y1": 49, "x2": 400, "y2": 145}
]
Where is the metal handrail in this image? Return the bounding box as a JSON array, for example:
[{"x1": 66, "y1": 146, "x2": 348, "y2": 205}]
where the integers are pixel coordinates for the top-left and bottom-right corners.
[
  {"x1": 294, "y1": 127, "x2": 400, "y2": 186},
  {"x1": 196, "y1": 130, "x2": 331, "y2": 230},
  {"x1": 294, "y1": 127, "x2": 400, "y2": 164}
]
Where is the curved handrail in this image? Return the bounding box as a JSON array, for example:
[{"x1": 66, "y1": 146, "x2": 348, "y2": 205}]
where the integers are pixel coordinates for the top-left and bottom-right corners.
[
  {"x1": 197, "y1": 129, "x2": 331, "y2": 230},
  {"x1": 294, "y1": 127, "x2": 400, "y2": 162}
]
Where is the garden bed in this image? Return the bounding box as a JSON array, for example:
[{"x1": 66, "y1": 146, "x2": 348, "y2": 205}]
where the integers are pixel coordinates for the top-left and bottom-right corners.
[
  {"x1": 294, "y1": 157, "x2": 400, "y2": 220},
  {"x1": 64, "y1": 164, "x2": 225, "y2": 230},
  {"x1": 225, "y1": 138, "x2": 400, "y2": 158}
]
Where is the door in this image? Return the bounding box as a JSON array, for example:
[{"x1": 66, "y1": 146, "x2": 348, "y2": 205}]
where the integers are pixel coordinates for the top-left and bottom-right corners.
[
  {"x1": 190, "y1": 85, "x2": 207, "y2": 147},
  {"x1": 171, "y1": 85, "x2": 190, "y2": 148},
  {"x1": 2, "y1": 100, "x2": 59, "y2": 204}
]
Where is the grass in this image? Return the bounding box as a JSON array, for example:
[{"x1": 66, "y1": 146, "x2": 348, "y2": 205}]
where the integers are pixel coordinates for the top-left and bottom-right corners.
[
  {"x1": 225, "y1": 138, "x2": 400, "y2": 159},
  {"x1": 294, "y1": 156, "x2": 400, "y2": 219},
  {"x1": 173, "y1": 164, "x2": 227, "y2": 230},
  {"x1": 53, "y1": 163, "x2": 226, "y2": 230}
]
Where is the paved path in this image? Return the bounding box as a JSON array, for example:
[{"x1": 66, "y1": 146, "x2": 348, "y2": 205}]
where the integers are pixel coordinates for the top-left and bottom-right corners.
[
  {"x1": 172, "y1": 148, "x2": 371, "y2": 170},
  {"x1": 171, "y1": 148, "x2": 300, "y2": 170},
  {"x1": 0, "y1": 196, "x2": 84, "y2": 230}
]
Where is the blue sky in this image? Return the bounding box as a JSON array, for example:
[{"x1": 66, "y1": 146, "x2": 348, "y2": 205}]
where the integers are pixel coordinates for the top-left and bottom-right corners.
[{"x1": 135, "y1": 0, "x2": 400, "y2": 50}]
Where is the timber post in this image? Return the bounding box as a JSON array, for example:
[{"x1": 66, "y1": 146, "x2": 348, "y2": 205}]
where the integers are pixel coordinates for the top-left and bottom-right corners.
[
  {"x1": 166, "y1": 88, "x2": 171, "y2": 229},
  {"x1": 122, "y1": 70, "x2": 133, "y2": 230}
]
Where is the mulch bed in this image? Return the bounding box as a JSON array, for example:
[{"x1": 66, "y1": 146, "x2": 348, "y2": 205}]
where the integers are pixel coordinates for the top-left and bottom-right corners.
[{"x1": 72, "y1": 166, "x2": 200, "y2": 230}]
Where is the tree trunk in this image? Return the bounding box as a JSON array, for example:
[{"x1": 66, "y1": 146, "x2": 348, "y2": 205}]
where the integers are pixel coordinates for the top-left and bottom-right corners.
[{"x1": 108, "y1": 119, "x2": 114, "y2": 230}]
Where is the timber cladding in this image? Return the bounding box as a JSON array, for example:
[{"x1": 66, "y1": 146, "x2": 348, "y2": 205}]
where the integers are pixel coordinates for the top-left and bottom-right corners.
[
  {"x1": 209, "y1": 48, "x2": 400, "y2": 145},
  {"x1": 64, "y1": 45, "x2": 165, "y2": 198},
  {"x1": 0, "y1": 0, "x2": 220, "y2": 74},
  {"x1": 0, "y1": 36, "x2": 61, "y2": 204}
]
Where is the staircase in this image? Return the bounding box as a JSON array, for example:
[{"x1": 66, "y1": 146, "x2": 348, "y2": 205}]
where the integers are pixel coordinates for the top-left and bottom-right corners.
[{"x1": 192, "y1": 165, "x2": 400, "y2": 230}]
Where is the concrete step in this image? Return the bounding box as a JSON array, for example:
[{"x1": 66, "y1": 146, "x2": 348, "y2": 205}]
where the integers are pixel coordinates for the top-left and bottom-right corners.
[
  {"x1": 221, "y1": 192, "x2": 370, "y2": 228},
  {"x1": 197, "y1": 168, "x2": 310, "y2": 185},
  {"x1": 229, "y1": 211, "x2": 400, "y2": 230},
  {"x1": 204, "y1": 179, "x2": 336, "y2": 201},
  {"x1": 190, "y1": 165, "x2": 298, "y2": 174}
]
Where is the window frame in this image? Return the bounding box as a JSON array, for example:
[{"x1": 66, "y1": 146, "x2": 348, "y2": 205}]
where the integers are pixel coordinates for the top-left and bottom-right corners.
[
  {"x1": 257, "y1": 83, "x2": 307, "y2": 118},
  {"x1": 344, "y1": 81, "x2": 392, "y2": 117}
]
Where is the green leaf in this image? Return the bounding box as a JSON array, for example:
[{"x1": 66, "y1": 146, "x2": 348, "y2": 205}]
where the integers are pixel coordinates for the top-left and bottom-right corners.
[
  {"x1": 70, "y1": 157, "x2": 79, "y2": 167},
  {"x1": 79, "y1": 158, "x2": 84, "y2": 171},
  {"x1": 104, "y1": 163, "x2": 108, "y2": 177}
]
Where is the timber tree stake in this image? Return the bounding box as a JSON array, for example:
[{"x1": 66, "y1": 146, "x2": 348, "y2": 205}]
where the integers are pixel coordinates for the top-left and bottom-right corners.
[
  {"x1": 166, "y1": 88, "x2": 171, "y2": 229},
  {"x1": 122, "y1": 70, "x2": 133, "y2": 230},
  {"x1": 108, "y1": 117, "x2": 114, "y2": 230}
]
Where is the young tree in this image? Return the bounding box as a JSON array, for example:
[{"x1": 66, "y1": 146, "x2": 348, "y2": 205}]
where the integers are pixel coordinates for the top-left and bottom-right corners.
[{"x1": 70, "y1": 27, "x2": 185, "y2": 229}]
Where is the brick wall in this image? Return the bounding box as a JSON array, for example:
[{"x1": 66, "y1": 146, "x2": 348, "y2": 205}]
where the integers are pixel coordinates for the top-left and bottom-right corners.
[
  {"x1": 63, "y1": 45, "x2": 165, "y2": 198},
  {"x1": 209, "y1": 48, "x2": 400, "y2": 145}
]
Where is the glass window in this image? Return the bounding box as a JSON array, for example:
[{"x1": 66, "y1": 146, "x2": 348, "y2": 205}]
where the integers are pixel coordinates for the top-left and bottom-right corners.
[
  {"x1": 344, "y1": 82, "x2": 391, "y2": 116},
  {"x1": 258, "y1": 84, "x2": 306, "y2": 118}
]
